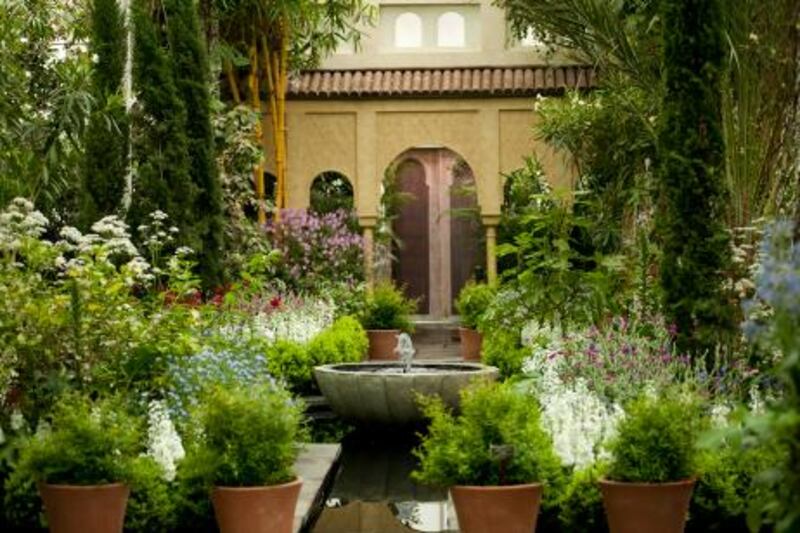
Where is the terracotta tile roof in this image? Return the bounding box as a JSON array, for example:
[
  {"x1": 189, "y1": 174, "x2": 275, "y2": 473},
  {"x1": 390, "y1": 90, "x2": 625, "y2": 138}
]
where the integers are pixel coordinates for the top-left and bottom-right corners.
[{"x1": 287, "y1": 66, "x2": 596, "y2": 99}]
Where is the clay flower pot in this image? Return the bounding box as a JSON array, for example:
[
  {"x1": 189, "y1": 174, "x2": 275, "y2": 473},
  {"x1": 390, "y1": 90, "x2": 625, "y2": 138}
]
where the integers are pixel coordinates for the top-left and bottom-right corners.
[
  {"x1": 38, "y1": 482, "x2": 129, "y2": 533},
  {"x1": 366, "y1": 329, "x2": 400, "y2": 360},
  {"x1": 450, "y1": 483, "x2": 543, "y2": 533},
  {"x1": 212, "y1": 478, "x2": 303, "y2": 533},
  {"x1": 459, "y1": 327, "x2": 483, "y2": 361},
  {"x1": 599, "y1": 478, "x2": 696, "y2": 533}
]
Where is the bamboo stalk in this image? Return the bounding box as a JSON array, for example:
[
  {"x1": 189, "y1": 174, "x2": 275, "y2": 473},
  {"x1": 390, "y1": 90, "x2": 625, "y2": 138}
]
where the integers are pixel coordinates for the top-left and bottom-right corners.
[{"x1": 248, "y1": 41, "x2": 266, "y2": 225}]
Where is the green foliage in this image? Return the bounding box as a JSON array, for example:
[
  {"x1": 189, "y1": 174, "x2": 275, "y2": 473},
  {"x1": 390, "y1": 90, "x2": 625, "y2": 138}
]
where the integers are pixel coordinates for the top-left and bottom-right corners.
[
  {"x1": 266, "y1": 316, "x2": 367, "y2": 394},
  {"x1": 607, "y1": 391, "x2": 707, "y2": 483},
  {"x1": 496, "y1": 188, "x2": 632, "y2": 327},
  {"x1": 413, "y1": 382, "x2": 562, "y2": 488},
  {"x1": 455, "y1": 281, "x2": 496, "y2": 330},
  {"x1": 0, "y1": 0, "x2": 93, "y2": 213},
  {"x1": 481, "y1": 328, "x2": 528, "y2": 380},
  {"x1": 125, "y1": 456, "x2": 179, "y2": 532},
  {"x1": 657, "y1": 0, "x2": 734, "y2": 355},
  {"x1": 164, "y1": 0, "x2": 225, "y2": 289},
  {"x1": 192, "y1": 384, "x2": 306, "y2": 487},
  {"x1": 8, "y1": 395, "x2": 143, "y2": 485},
  {"x1": 359, "y1": 282, "x2": 416, "y2": 331},
  {"x1": 690, "y1": 438, "x2": 785, "y2": 533},
  {"x1": 557, "y1": 465, "x2": 608, "y2": 533},
  {"x1": 81, "y1": 0, "x2": 128, "y2": 226},
  {"x1": 129, "y1": 0, "x2": 196, "y2": 261},
  {"x1": 307, "y1": 315, "x2": 367, "y2": 365}
]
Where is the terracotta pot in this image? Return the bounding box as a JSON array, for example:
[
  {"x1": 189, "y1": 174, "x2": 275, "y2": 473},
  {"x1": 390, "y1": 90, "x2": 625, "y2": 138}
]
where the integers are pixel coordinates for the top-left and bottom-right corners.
[
  {"x1": 212, "y1": 478, "x2": 302, "y2": 533},
  {"x1": 599, "y1": 478, "x2": 696, "y2": 533},
  {"x1": 366, "y1": 329, "x2": 400, "y2": 360},
  {"x1": 38, "y1": 482, "x2": 129, "y2": 533},
  {"x1": 450, "y1": 483, "x2": 543, "y2": 533},
  {"x1": 459, "y1": 327, "x2": 483, "y2": 361}
]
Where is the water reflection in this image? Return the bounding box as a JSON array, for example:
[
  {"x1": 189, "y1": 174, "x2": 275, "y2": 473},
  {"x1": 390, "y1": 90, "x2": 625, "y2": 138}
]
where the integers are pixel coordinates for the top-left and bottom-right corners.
[{"x1": 311, "y1": 432, "x2": 457, "y2": 533}]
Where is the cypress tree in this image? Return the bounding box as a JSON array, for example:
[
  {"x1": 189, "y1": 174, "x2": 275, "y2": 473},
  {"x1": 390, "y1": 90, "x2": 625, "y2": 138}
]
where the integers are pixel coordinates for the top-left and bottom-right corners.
[
  {"x1": 129, "y1": 1, "x2": 196, "y2": 250},
  {"x1": 164, "y1": 0, "x2": 225, "y2": 288},
  {"x1": 82, "y1": 0, "x2": 128, "y2": 226},
  {"x1": 657, "y1": 0, "x2": 734, "y2": 355}
]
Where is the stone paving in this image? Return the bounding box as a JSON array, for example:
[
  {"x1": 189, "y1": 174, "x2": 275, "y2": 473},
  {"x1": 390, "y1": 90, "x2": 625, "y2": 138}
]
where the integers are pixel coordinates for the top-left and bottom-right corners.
[{"x1": 294, "y1": 443, "x2": 342, "y2": 532}]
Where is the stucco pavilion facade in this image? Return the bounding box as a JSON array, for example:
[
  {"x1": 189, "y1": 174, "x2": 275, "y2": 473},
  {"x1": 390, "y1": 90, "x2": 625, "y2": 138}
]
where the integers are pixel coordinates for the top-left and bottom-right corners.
[{"x1": 261, "y1": 0, "x2": 593, "y2": 317}]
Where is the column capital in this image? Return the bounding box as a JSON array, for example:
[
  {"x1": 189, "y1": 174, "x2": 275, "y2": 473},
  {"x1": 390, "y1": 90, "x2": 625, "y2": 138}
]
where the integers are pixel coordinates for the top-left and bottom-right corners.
[{"x1": 481, "y1": 214, "x2": 501, "y2": 227}]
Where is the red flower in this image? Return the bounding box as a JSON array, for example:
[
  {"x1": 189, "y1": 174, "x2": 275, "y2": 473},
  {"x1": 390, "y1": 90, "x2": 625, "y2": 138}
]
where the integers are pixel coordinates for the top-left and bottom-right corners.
[{"x1": 270, "y1": 296, "x2": 282, "y2": 309}]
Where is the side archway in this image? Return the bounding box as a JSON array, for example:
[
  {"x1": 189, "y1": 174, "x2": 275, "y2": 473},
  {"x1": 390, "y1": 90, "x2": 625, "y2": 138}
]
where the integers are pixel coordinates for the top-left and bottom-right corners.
[{"x1": 310, "y1": 171, "x2": 354, "y2": 214}]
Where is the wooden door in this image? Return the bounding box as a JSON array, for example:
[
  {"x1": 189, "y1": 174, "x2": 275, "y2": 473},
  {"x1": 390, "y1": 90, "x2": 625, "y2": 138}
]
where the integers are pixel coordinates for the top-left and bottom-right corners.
[{"x1": 392, "y1": 159, "x2": 429, "y2": 314}]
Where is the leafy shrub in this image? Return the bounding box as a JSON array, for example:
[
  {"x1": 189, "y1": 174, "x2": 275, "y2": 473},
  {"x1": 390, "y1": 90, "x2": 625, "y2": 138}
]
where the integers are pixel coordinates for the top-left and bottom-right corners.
[
  {"x1": 8, "y1": 394, "x2": 145, "y2": 485},
  {"x1": 557, "y1": 465, "x2": 608, "y2": 533},
  {"x1": 455, "y1": 281, "x2": 496, "y2": 329},
  {"x1": 413, "y1": 382, "x2": 562, "y2": 488},
  {"x1": 266, "y1": 340, "x2": 313, "y2": 394},
  {"x1": 482, "y1": 328, "x2": 528, "y2": 379},
  {"x1": 266, "y1": 316, "x2": 367, "y2": 394},
  {"x1": 307, "y1": 315, "x2": 367, "y2": 365},
  {"x1": 690, "y1": 439, "x2": 785, "y2": 532},
  {"x1": 125, "y1": 456, "x2": 178, "y2": 532},
  {"x1": 607, "y1": 391, "x2": 707, "y2": 483},
  {"x1": 192, "y1": 384, "x2": 305, "y2": 486},
  {"x1": 359, "y1": 282, "x2": 416, "y2": 331}
]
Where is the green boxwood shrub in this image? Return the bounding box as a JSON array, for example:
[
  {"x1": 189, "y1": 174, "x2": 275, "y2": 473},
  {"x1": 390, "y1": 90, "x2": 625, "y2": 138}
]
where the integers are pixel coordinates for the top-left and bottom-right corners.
[
  {"x1": 607, "y1": 391, "x2": 708, "y2": 483},
  {"x1": 689, "y1": 439, "x2": 787, "y2": 532},
  {"x1": 413, "y1": 382, "x2": 562, "y2": 488},
  {"x1": 307, "y1": 315, "x2": 367, "y2": 366},
  {"x1": 557, "y1": 465, "x2": 608, "y2": 533},
  {"x1": 482, "y1": 328, "x2": 528, "y2": 379},
  {"x1": 455, "y1": 281, "x2": 496, "y2": 330},
  {"x1": 190, "y1": 384, "x2": 306, "y2": 487},
  {"x1": 359, "y1": 282, "x2": 416, "y2": 331},
  {"x1": 266, "y1": 316, "x2": 367, "y2": 394}
]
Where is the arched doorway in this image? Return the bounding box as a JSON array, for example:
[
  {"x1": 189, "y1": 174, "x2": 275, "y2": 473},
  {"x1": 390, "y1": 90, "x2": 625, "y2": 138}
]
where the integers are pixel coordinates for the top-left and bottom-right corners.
[{"x1": 386, "y1": 148, "x2": 483, "y2": 317}]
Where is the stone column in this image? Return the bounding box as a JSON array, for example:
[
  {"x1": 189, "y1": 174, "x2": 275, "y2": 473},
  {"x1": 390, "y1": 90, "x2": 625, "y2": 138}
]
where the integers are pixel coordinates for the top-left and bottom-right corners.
[
  {"x1": 360, "y1": 216, "x2": 377, "y2": 289},
  {"x1": 482, "y1": 215, "x2": 500, "y2": 284}
]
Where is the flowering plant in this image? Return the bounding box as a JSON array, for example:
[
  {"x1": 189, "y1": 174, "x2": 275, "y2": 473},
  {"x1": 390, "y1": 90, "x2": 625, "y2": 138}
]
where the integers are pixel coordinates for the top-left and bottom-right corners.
[{"x1": 267, "y1": 208, "x2": 364, "y2": 292}]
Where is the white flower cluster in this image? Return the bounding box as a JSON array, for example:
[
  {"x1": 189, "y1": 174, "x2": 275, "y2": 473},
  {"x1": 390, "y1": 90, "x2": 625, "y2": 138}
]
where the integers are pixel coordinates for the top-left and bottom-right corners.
[
  {"x1": 0, "y1": 198, "x2": 48, "y2": 251},
  {"x1": 251, "y1": 299, "x2": 335, "y2": 344},
  {"x1": 523, "y1": 335, "x2": 623, "y2": 469},
  {"x1": 146, "y1": 400, "x2": 185, "y2": 482}
]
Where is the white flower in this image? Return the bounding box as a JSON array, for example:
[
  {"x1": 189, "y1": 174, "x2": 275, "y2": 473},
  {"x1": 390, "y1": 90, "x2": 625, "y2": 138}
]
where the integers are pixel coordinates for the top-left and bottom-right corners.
[
  {"x1": 146, "y1": 400, "x2": 185, "y2": 482},
  {"x1": 9, "y1": 410, "x2": 25, "y2": 432},
  {"x1": 710, "y1": 402, "x2": 732, "y2": 427}
]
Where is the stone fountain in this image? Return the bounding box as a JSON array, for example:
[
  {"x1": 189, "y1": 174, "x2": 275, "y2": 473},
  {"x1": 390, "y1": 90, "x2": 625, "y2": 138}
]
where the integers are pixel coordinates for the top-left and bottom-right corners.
[{"x1": 314, "y1": 333, "x2": 498, "y2": 425}]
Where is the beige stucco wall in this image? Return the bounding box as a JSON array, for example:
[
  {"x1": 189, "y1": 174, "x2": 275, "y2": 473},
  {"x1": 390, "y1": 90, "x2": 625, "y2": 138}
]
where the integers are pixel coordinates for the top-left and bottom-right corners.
[{"x1": 262, "y1": 97, "x2": 574, "y2": 224}]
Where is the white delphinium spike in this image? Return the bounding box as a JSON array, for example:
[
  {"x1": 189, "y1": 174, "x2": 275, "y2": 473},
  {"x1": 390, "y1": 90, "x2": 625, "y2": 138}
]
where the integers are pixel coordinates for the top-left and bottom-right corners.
[{"x1": 146, "y1": 400, "x2": 185, "y2": 482}]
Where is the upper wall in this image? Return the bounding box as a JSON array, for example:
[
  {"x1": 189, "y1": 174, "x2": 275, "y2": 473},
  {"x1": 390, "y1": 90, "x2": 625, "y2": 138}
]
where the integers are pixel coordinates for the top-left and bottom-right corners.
[{"x1": 321, "y1": 0, "x2": 575, "y2": 70}]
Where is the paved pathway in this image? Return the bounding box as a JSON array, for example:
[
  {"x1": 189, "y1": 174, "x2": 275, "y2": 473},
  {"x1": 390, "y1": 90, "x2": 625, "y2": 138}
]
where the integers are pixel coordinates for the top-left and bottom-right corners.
[{"x1": 294, "y1": 443, "x2": 341, "y2": 532}]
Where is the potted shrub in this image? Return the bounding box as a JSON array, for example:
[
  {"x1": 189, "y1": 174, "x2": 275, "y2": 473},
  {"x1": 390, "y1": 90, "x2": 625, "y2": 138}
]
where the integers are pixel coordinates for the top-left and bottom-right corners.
[
  {"x1": 359, "y1": 281, "x2": 416, "y2": 360},
  {"x1": 413, "y1": 382, "x2": 562, "y2": 533},
  {"x1": 195, "y1": 383, "x2": 306, "y2": 533},
  {"x1": 454, "y1": 281, "x2": 496, "y2": 361},
  {"x1": 11, "y1": 395, "x2": 143, "y2": 533},
  {"x1": 600, "y1": 391, "x2": 707, "y2": 533}
]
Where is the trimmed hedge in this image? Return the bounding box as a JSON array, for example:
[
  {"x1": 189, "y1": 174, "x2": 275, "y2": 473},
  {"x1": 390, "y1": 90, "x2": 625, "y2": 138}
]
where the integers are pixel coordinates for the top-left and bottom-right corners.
[{"x1": 266, "y1": 316, "x2": 367, "y2": 394}]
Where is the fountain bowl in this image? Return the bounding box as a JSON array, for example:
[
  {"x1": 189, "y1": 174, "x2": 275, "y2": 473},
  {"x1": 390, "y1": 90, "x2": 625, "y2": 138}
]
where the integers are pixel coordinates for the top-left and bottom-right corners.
[{"x1": 314, "y1": 362, "x2": 499, "y2": 425}]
